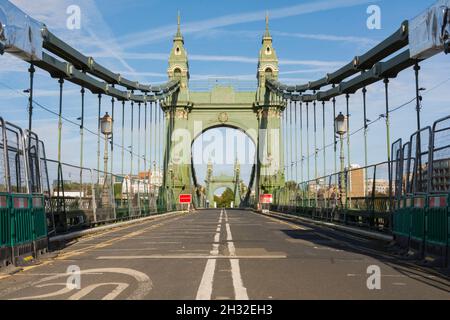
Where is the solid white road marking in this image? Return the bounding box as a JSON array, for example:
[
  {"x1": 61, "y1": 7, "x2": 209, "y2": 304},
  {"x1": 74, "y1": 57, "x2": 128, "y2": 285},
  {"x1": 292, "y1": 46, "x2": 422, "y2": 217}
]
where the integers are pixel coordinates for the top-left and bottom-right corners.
[
  {"x1": 196, "y1": 260, "x2": 216, "y2": 300},
  {"x1": 196, "y1": 210, "x2": 224, "y2": 300},
  {"x1": 224, "y1": 210, "x2": 249, "y2": 300}
]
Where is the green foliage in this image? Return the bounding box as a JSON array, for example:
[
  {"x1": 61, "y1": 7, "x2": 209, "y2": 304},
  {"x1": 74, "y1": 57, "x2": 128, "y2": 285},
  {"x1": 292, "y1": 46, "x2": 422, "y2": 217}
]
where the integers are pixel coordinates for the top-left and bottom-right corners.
[
  {"x1": 114, "y1": 183, "x2": 123, "y2": 199},
  {"x1": 214, "y1": 188, "x2": 235, "y2": 208}
]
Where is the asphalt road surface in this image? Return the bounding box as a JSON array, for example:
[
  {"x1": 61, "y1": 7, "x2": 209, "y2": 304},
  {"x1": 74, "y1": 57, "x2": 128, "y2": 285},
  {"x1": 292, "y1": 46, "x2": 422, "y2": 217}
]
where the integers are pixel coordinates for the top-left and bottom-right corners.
[{"x1": 0, "y1": 209, "x2": 449, "y2": 300}]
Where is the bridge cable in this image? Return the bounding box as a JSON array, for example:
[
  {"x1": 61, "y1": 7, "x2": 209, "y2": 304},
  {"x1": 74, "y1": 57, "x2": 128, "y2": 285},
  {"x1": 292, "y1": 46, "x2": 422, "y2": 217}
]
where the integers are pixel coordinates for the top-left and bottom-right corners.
[
  {"x1": 294, "y1": 101, "x2": 298, "y2": 184},
  {"x1": 144, "y1": 99, "x2": 148, "y2": 208},
  {"x1": 345, "y1": 93, "x2": 351, "y2": 208},
  {"x1": 300, "y1": 102, "x2": 304, "y2": 184},
  {"x1": 57, "y1": 78, "x2": 64, "y2": 164},
  {"x1": 27, "y1": 63, "x2": 35, "y2": 134},
  {"x1": 111, "y1": 94, "x2": 115, "y2": 185},
  {"x1": 332, "y1": 84, "x2": 337, "y2": 183},
  {"x1": 322, "y1": 100, "x2": 326, "y2": 178},
  {"x1": 313, "y1": 97, "x2": 318, "y2": 183},
  {"x1": 130, "y1": 98, "x2": 134, "y2": 178},
  {"x1": 79, "y1": 85, "x2": 85, "y2": 198},
  {"x1": 138, "y1": 101, "x2": 142, "y2": 214},
  {"x1": 362, "y1": 87, "x2": 369, "y2": 198},
  {"x1": 306, "y1": 102, "x2": 310, "y2": 182},
  {"x1": 121, "y1": 100, "x2": 125, "y2": 176},
  {"x1": 97, "y1": 94, "x2": 102, "y2": 183},
  {"x1": 383, "y1": 78, "x2": 393, "y2": 214},
  {"x1": 138, "y1": 102, "x2": 142, "y2": 181},
  {"x1": 289, "y1": 100, "x2": 293, "y2": 182},
  {"x1": 56, "y1": 77, "x2": 65, "y2": 228},
  {"x1": 284, "y1": 101, "x2": 287, "y2": 182}
]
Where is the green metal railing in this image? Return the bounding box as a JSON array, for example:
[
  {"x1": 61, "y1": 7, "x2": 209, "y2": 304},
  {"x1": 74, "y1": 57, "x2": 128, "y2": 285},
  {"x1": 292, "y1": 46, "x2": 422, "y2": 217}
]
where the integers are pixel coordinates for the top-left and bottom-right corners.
[
  {"x1": 0, "y1": 119, "x2": 49, "y2": 267},
  {"x1": 273, "y1": 161, "x2": 392, "y2": 231},
  {"x1": 0, "y1": 194, "x2": 10, "y2": 249},
  {"x1": 32, "y1": 195, "x2": 47, "y2": 240}
]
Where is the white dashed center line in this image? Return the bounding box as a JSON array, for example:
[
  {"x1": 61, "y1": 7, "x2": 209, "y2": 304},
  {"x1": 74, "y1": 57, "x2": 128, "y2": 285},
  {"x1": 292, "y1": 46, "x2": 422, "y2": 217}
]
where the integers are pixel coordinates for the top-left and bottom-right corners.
[{"x1": 195, "y1": 209, "x2": 249, "y2": 300}]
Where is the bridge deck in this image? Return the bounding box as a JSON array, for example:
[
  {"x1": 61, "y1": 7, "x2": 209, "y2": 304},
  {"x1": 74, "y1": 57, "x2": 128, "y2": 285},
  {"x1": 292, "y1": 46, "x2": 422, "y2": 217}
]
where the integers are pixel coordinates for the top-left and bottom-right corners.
[{"x1": 0, "y1": 210, "x2": 448, "y2": 300}]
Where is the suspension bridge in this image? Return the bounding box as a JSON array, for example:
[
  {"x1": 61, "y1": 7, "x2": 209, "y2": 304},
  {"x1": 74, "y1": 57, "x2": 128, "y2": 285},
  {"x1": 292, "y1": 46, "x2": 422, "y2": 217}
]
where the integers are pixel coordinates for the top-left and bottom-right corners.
[{"x1": 0, "y1": 0, "x2": 449, "y2": 300}]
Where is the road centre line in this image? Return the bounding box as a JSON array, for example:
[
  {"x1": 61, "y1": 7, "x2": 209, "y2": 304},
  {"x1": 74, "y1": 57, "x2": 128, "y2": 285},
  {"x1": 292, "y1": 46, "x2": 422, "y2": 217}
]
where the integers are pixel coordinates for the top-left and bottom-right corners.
[
  {"x1": 224, "y1": 210, "x2": 249, "y2": 300},
  {"x1": 196, "y1": 210, "x2": 224, "y2": 300}
]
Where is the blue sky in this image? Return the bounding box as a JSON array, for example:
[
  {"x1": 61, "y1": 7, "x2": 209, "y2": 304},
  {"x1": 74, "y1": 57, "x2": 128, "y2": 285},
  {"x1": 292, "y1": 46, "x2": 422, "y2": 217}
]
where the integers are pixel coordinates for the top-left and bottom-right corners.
[{"x1": 1, "y1": 0, "x2": 449, "y2": 189}]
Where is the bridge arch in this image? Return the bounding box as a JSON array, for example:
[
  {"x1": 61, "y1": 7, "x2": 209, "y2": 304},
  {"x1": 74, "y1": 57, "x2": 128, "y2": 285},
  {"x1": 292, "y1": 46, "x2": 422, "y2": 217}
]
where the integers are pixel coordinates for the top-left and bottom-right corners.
[{"x1": 190, "y1": 125, "x2": 255, "y2": 208}]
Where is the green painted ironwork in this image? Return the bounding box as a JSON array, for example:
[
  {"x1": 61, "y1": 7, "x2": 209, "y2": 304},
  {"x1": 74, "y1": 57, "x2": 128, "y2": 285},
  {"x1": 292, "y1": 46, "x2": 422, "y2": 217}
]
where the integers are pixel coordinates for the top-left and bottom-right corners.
[
  {"x1": 161, "y1": 19, "x2": 286, "y2": 209},
  {"x1": 0, "y1": 194, "x2": 10, "y2": 248},
  {"x1": 410, "y1": 196, "x2": 426, "y2": 242},
  {"x1": 10, "y1": 194, "x2": 33, "y2": 246},
  {"x1": 32, "y1": 195, "x2": 47, "y2": 240},
  {"x1": 424, "y1": 195, "x2": 448, "y2": 247},
  {"x1": 393, "y1": 196, "x2": 411, "y2": 238}
]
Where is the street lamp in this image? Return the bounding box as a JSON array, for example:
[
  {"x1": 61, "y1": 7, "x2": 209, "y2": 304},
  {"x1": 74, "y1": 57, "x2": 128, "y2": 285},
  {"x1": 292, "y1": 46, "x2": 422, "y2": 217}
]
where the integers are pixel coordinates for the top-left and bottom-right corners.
[
  {"x1": 100, "y1": 112, "x2": 113, "y2": 206},
  {"x1": 335, "y1": 112, "x2": 347, "y2": 209}
]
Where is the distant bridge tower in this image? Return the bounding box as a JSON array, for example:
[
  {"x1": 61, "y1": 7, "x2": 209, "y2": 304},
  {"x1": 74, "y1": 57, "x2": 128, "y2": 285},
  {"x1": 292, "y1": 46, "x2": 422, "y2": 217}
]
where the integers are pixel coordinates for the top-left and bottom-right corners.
[
  {"x1": 234, "y1": 158, "x2": 242, "y2": 208},
  {"x1": 205, "y1": 159, "x2": 242, "y2": 208}
]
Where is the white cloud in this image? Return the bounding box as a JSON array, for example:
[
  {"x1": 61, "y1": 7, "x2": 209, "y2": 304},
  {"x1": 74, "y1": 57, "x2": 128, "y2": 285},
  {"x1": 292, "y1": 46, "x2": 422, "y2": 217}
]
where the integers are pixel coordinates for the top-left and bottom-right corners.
[
  {"x1": 272, "y1": 31, "x2": 378, "y2": 47},
  {"x1": 110, "y1": 0, "x2": 378, "y2": 49}
]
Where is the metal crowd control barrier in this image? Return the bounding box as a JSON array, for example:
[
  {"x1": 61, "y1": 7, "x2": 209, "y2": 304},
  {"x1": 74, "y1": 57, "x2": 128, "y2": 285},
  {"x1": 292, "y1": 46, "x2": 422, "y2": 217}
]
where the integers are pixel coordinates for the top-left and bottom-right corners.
[
  {"x1": 0, "y1": 117, "x2": 170, "y2": 268},
  {"x1": 0, "y1": 118, "x2": 49, "y2": 268},
  {"x1": 392, "y1": 115, "x2": 450, "y2": 266}
]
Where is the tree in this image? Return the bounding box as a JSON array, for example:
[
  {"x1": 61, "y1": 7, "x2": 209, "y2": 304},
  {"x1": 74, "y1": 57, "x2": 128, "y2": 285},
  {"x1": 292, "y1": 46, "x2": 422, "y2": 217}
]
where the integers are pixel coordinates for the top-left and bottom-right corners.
[{"x1": 214, "y1": 188, "x2": 235, "y2": 208}]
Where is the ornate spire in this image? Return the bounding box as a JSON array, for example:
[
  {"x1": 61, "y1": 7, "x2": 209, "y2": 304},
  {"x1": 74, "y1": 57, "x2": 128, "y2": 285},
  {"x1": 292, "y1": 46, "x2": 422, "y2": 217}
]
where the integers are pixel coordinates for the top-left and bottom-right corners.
[
  {"x1": 264, "y1": 11, "x2": 271, "y2": 39},
  {"x1": 174, "y1": 10, "x2": 183, "y2": 41}
]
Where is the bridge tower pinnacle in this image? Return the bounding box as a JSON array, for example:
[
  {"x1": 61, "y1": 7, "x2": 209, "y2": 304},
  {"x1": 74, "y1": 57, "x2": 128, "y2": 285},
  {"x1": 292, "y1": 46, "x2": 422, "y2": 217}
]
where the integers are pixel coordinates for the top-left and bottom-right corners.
[
  {"x1": 257, "y1": 12, "x2": 279, "y2": 96},
  {"x1": 168, "y1": 12, "x2": 189, "y2": 91}
]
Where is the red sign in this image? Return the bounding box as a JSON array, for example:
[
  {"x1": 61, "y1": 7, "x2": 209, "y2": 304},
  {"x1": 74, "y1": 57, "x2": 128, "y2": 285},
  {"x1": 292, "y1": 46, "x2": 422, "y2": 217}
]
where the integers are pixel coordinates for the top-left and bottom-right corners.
[
  {"x1": 260, "y1": 194, "x2": 273, "y2": 204},
  {"x1": 179, "y1": 194, "x2": 192, "y2": 204}
]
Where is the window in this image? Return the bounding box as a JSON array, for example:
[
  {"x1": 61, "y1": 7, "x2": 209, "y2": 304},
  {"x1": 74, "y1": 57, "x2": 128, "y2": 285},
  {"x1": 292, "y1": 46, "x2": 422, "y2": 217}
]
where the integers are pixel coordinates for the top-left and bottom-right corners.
[
  {"x1": 173, "y1": 68, "x2": 182, "y2": 80},
  {"x1": 265, "y1": 67, "x2": 273, "y2": 79}
]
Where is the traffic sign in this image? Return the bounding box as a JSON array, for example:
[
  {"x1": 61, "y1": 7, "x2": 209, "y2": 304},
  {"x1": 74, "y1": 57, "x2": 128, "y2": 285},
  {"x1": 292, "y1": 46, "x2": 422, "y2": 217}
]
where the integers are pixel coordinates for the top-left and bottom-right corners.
[
  {"x1": 260, "y1": 194, "x2": 273, "y2": 204},
  {"x1": 179, "y1": 194, "x2": 192, "y2": 204}
]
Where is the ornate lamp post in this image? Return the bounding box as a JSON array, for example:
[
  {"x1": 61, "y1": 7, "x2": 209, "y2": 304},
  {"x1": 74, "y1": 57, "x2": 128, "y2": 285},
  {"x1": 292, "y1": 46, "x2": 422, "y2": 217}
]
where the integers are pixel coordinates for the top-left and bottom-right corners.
[
  {"x1": 335, "y1": 112, "x2": 347, "y2": 209},
  {"x1": 100, "y1": 112, "x2": 113, "y2": 207}
]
